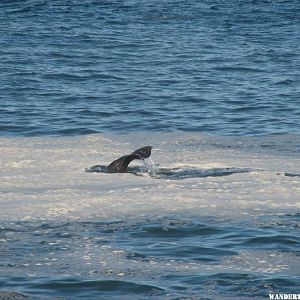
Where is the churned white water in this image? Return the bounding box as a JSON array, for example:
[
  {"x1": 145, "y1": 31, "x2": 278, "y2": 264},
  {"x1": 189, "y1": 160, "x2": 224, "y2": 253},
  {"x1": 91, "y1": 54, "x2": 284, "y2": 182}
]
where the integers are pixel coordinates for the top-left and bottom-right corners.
[
  {"x1": 0, "y1": 133, "x2": 299, "y2": 299},
  {"x1": 1, "y1": 133, "x2": 299, "y2": 222}
]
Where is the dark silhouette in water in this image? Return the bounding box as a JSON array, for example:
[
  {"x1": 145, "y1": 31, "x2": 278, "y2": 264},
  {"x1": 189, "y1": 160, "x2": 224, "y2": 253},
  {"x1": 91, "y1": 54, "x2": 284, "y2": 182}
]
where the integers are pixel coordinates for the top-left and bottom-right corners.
[
  {"x1": 107, "y1": 146, "x2": 152, "y2": 173},
  {"x1": 86, "y1": 146, "x2": 256, "y2": 178}
]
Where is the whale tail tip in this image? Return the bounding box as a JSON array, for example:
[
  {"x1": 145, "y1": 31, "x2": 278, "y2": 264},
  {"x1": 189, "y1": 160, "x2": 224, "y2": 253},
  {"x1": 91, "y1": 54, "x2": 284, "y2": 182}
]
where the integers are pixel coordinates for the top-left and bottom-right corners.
[{"x1": 107, "y1": 146, "x2": 153, "y2": 173}]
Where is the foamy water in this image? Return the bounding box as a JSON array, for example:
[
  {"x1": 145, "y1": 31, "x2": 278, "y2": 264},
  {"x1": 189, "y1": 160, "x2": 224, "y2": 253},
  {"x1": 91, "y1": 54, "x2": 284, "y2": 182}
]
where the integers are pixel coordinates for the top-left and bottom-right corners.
[
  {"x1": 1, "y1": 133, "x2": 299, "y2": 221},
  {"x1": 0, "y1": 133, "x2": 299, "y2": 299}
]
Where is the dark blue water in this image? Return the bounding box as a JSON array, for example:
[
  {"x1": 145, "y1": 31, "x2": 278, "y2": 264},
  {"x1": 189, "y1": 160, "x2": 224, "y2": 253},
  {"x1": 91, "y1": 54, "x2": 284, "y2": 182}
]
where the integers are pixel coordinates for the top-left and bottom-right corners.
[
  {"x1": 0, "y1": 214, "x2": 299, "y2": 299},
  {"x1": 1, "y1": 0, "x2": 300, "y2": 136}
]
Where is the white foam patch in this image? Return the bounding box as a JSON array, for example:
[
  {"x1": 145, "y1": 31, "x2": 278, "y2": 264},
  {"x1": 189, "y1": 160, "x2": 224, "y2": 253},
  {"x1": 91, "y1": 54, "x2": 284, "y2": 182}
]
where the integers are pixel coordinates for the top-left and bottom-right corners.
[{"x1": 0, "y1": 133, "x2": 300, "y2": 222}]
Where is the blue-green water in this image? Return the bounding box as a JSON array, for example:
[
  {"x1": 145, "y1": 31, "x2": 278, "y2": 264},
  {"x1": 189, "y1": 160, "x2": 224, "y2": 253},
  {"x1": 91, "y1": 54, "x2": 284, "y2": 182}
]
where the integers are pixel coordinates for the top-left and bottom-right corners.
[
  {"x1": 1, "y1": 0, "x2": 300, "y2": 299},
  {"x1": 1, "y1": 214, "x2": 299, "y2": 299},
  {"x1": 1, "y1": 0, "x2": 300, "y2": 136}
]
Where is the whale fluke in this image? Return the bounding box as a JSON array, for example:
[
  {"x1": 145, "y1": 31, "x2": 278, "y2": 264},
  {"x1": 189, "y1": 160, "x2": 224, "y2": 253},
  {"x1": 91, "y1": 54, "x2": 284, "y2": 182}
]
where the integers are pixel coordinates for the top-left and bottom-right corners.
[
  {"x1": 107, "y1": 146, "x2": 153, "y2": 173},
  {"x1": 130, "y1": 145, "x2": 152, "y2": 159}
]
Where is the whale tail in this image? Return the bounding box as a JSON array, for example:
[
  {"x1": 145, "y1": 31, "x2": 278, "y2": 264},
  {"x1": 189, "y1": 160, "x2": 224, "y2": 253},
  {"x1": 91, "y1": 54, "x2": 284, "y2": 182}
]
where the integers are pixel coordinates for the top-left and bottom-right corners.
[
  {"x1": 107, "y1": 146, "x2": 153, "y2": 173},
  {"x1": 130, "y1": 145, "x2": 152, "y2": 159}
]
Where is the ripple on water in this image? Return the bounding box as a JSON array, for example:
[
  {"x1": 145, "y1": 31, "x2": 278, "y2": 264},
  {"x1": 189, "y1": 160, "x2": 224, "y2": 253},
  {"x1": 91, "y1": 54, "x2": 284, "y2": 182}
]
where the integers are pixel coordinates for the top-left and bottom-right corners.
[
  {"x1": 30, "y1": 278, "x2": 165, "y2": 298},
  {"x1": 0, "y1": 214, "x2": 299, "y2": 299},
  {"x1": 0, "y1": 1, "x2": 299, "y2": 136}
]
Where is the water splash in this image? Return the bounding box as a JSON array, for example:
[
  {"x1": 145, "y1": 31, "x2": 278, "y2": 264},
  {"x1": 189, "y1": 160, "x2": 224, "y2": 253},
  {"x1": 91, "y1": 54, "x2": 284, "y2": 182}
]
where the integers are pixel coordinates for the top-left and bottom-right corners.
[{"x1": 142, "y1": 157, "x2": 157, "y2": 174}]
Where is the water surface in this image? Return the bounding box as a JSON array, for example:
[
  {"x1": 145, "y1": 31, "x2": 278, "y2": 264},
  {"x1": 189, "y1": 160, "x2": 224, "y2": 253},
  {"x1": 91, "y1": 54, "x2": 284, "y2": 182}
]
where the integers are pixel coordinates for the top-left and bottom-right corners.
[
  {"x1": 1, "y1": 0, "x2": 299, "y2": 136},
  {"x1": 1, "y1": 213, "x2": 299, "y2": 299}
]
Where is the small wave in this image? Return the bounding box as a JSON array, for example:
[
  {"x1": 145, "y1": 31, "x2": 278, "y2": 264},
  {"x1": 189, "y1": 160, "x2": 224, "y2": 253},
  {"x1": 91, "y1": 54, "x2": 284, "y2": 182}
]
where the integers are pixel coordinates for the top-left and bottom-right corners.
[
  {"x1": 30, "y1": 278, "x2": 165, "y2": 296},
  {"x1": 131, "y1": 222, "x2": 224, "y2": 238},
  {"x1": 4, "y1": 0, "x2": 47, "y2": 14},
  {"x1": 165, "y1": 272, "x2": 300, "y2": 297},
  {"x1": 214, "y1": 66, "x2": 264, "y2": 73},
  {"x1": 42, "y1": 73, "x2": 92, "y2": 81},
  {"x1": 241, "y1": 235, "x2": 300, "y2": 251},
  {"x1": 274, "y1": 79, "x2": 294, "y2": 85},
  {"x1": 56, "y1": 128, "x2": 99, "y2": 136},
  {"x1": 128, "y1": 245, "x2": 237, "y2": 262}
]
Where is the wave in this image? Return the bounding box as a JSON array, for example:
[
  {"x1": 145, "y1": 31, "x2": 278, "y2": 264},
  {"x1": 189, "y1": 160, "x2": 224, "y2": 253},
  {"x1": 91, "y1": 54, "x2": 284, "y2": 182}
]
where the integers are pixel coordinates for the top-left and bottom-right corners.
[
  {"x1": 33, "y1": 278, "x2": 164, "y2": 295},
  {"x1": 1, "y1": 213, "x2": 299, "y2": 298}
]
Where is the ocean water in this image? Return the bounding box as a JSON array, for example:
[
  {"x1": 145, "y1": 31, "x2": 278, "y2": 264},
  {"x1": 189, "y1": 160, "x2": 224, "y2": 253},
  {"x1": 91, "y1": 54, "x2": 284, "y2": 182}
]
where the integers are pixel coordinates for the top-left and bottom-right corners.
[
  {"x1": 1, "y1": 133, "x2": 300, "y2": 299},
  {"x1": 1, "y1": 1, "x2": 300, "y2": 299},
  {"x1": 0, "y1": 0, "x2": 300, "y2": 136}
]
